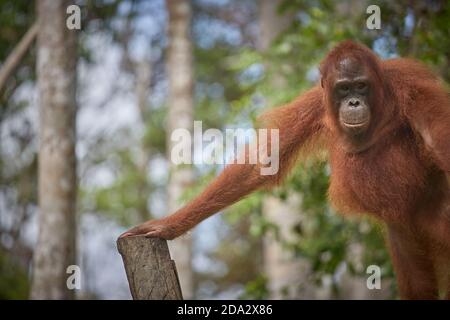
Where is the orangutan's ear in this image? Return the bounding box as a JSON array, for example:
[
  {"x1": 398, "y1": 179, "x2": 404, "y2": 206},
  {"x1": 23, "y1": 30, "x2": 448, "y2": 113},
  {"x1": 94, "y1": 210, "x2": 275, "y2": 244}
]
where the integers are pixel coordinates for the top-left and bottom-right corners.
[{"x1": 320, "y1": 78, "x2": 324, "y2": 88}]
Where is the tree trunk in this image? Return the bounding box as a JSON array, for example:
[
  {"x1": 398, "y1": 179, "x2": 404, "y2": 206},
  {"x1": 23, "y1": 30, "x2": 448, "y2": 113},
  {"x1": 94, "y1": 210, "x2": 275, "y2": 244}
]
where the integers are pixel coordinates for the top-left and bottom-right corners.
[
  {"x1": 263, "y1": 194, "x2": 316, "y2": 298},
  {"x1": 259, "y1": 0, "x2": 294, "y2": 52},
  {"x1": 166, "y1": 0, "x2": 195, "y2": 299},
  {"x1": 259, "y1": 0, "x2": 314, "y2": 299},
  {"x1": 31, "y1": 0, "x2": 78, "y2": 300},
  {"x1": 117, "y1": 236, "x2": 183, "y2": 300}
]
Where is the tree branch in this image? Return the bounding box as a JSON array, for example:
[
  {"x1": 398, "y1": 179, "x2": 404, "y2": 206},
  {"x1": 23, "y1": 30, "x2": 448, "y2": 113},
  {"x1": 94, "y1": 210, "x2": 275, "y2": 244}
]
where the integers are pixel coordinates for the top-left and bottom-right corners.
[{"x1": 0, "y1": 22, "x2": 38, "y2": 94}]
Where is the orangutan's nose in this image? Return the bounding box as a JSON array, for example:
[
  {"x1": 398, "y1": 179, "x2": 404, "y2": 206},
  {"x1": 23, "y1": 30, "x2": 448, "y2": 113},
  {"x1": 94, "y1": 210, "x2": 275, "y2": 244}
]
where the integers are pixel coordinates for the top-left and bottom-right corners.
[{"x1": 348, "y1": 98, "x2": 360, "y2": 107}]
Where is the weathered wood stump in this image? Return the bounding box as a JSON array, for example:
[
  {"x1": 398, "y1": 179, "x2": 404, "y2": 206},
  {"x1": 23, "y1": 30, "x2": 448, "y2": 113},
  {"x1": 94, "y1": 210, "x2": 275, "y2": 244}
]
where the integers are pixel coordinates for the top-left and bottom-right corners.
[{"x1": 117, "y1": 236, "x2": 183, "y2": 300}]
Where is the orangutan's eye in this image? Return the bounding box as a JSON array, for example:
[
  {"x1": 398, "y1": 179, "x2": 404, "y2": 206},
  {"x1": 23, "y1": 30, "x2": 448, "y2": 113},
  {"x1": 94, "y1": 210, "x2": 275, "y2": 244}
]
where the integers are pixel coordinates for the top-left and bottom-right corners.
[
  {"x1": 338, "y1": 84, "x2": 349, "y2": 96},
  {"x1": 357, "y1": 82, "x2": 367, "y2": 90}
]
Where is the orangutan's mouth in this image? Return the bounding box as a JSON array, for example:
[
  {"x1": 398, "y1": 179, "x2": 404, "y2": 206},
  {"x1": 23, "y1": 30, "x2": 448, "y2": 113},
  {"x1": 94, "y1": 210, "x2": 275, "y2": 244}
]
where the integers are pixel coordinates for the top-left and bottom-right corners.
[{"x1": 342, "y1": 120, "x2": 369, "y2": 128}]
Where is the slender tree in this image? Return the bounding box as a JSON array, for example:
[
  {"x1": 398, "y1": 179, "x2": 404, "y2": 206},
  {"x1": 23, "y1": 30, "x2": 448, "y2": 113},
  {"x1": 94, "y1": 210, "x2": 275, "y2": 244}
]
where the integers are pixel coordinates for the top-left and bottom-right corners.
[
  {"x1": 166, "y1": 0, "x2": 195, "y2": 298},
  {"x1": 31, "y1": 0, "x2": 78, "y2": 299},
  {"x1": 259, "y1": 0, "x2": 314, "y2": 299}
]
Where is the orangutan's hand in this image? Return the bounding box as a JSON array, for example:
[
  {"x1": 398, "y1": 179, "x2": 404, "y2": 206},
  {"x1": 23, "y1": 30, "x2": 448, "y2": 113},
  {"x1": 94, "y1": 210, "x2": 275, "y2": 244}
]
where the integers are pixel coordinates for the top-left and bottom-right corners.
[{"x1": 119, "y1": 218, "x2": 185, "y2": 240}]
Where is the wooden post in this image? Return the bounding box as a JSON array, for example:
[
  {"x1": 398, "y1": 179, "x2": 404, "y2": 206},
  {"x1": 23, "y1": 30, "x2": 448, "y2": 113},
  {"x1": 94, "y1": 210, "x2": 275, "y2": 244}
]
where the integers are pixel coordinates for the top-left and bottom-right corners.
[{"x1": 117, "y1": 236, "x2": 183, "y2": 300}]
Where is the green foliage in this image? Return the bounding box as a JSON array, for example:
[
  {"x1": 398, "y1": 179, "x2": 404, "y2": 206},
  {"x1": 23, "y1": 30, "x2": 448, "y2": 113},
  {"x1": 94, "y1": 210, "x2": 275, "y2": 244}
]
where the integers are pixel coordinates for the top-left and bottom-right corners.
[
  {"x1": 376, "y1": 0, "x2": 450, "y2": 81},
  {"x1": 240, "y1": 275, "x2": 269, "y2": 300},
  {"x1": 83, "y1": 144, "x2": 158, "y2": 225},
  {"x1": 195, "y1": 45, "x2": 257, "y2": 126},
  {"x1": 142, "y1": 105, "x2": 167, "y2": 154},
  {"x1": 0, "y1": 0, "x2": 36, "y2": 107},
  {"x1": 0, "y1": 252, "x2": 29, "y2": 299},
  {"x1": 0, "y1": 0, "x2": 35, "y2": 59}
]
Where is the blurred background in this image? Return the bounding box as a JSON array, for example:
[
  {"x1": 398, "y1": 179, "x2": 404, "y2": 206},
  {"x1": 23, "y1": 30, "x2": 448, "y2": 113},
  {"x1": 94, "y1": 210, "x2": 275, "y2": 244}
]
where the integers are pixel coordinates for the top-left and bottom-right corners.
[{"x1": 0, "y1": 0, "x2": 449, "y2": 299}]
